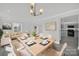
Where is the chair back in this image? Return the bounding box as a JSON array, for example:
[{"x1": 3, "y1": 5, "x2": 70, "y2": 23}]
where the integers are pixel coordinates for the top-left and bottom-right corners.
[
  {"x1": 9, "y1": 38, "x2": 20, "y2": 56},
  {"x1": 58, "y1": 42, "x2": 67, "y2": 56}
]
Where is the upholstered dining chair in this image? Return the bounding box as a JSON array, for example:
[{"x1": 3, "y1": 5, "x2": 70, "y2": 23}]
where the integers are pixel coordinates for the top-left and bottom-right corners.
[
  {"x1": 42, "y1": 42, "x2": 67, "y2": 56},
  {"x1": 8, "y1": 39, "x2": 20, "y2": 56},
  {"x1": 9, "y1": 38, "x2": 31, "y2": 56}
]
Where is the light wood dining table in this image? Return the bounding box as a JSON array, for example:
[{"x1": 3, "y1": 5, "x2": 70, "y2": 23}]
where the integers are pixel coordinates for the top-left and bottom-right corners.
[
  {"x1": 17, "y1": 36, "x2": 55, "y2": 56},
  {"x1": 0, "y1": 32, "x2": 55, "y2": 56}
]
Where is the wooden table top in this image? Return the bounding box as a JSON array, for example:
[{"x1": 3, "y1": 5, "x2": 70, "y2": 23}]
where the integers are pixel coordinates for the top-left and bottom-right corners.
[
  {"x1": 1, "y1": 32, "x2": 55, "y2": 56},
  {"x1": 18, "y1": 37, "x2": 55, "y2": 56}
]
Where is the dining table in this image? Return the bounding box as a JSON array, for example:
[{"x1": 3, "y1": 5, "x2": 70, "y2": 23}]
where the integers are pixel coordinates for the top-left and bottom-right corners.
[{"x1": 17, "y1": 36, "x2": 55, "y2": 56}]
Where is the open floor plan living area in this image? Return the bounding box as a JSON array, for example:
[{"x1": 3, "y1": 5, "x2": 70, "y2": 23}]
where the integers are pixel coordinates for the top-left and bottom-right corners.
[{"x1": 0, "y1": 3, "x2": 79, "y2": 56}]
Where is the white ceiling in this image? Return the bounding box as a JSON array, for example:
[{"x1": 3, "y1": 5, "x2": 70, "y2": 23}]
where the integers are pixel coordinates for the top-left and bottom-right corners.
[
  {"x1": 0, "y1": 3, "x2": 79, "y2": 20},
  {"x1": 37, "y1": 3, "x2": 79, "y2": 16}
]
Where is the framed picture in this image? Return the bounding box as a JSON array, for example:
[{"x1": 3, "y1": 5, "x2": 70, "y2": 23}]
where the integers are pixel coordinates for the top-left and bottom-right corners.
[
  {"x1": 2, "y1": 23, "x2": 12, "y2": 34},
  {"x1": 2, "y1": 23, "x2": 12, "y2": 30},
  {"x1": 12, "y1": 23, "x2": 22, "y2": 32},
  {"x1": 45, "y1": 21, "x2": 56, "y2": 31}
]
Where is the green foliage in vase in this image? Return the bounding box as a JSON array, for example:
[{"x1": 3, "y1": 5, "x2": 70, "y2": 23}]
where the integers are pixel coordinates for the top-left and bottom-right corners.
[
  {"x1": 32, "y1": 31, "x2": 36, "y2": 36},
  {"x1": 0, "y1": 29, "x2": 3, "y2": 39}
]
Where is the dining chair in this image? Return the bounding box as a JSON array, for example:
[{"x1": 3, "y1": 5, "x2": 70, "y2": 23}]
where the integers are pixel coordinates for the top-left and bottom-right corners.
[
  {"x1": 42, "y1": 42, "x2": 67, "y2": 56},
  {"x1": 39, "y1": 33, "x2": 53, "y2": 39},
  {"x1": 9, "y1": 38, "x2": 20, "y2": 56},
  {"x1": 10, "y1": 38, "x2": 32, "y2": 56}
]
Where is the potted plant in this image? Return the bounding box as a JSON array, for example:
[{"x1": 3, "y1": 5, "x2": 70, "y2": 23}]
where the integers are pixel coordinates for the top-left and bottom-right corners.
[
  {"x1": 0, "y1": 29, "x2": 3, "y2": 39},
  {"x1": 32, "y1": 31, "x2": 36, "y2": 37},
  {"x1": 32, "y1": 26, "x2": 37, "y2": 37}
]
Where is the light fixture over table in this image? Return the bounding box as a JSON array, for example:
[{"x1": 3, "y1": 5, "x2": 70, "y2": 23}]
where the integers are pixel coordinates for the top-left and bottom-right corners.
[{"x1": 30, "y1": 3, "x2": 43, "y2": 16}]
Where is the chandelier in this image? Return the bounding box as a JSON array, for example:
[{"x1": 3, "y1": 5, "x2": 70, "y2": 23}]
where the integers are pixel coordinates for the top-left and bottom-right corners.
[{"x1": 30, "y1": 3, "x2": 43, "y2": 16}]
